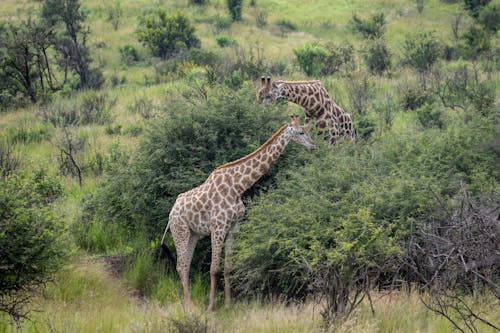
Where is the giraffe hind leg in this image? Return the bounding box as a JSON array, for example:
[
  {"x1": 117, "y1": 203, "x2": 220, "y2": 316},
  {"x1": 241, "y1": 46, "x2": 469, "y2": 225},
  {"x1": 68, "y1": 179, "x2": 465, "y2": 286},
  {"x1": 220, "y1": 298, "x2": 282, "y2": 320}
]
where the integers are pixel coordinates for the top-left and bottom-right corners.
[{"x1": 171, "y1": 223, "x2": 199, "y2": 312}]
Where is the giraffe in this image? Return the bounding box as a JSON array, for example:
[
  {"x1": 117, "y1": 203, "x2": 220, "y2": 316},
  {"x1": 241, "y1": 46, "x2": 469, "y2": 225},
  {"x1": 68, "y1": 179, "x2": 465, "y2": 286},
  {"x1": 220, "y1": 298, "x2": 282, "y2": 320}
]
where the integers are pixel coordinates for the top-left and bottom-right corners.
[
  {"x1": 257, "y1": 76, "x2": 355, "y2": 145},
  {"x1": 160, "y1": 115, "x2": 316, "y2": 312}
]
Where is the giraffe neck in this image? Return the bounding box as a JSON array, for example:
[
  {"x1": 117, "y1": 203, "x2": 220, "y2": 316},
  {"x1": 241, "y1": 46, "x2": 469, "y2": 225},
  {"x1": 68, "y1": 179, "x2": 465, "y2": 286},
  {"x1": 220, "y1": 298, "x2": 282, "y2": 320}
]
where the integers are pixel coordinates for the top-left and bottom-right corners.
[{"x1": 214, "y1": 125, "x2": 290, "y2": 195}]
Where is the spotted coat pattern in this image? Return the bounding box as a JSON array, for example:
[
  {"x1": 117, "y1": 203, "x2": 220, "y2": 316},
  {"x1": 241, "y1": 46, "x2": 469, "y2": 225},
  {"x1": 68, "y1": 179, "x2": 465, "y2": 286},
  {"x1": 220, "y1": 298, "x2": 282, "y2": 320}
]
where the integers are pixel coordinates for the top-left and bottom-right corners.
[
  {"x1": 161, "y1": 116, "x2": 316, "y2": 312},
  {"x1": 258, "y1": 77, "x2": 355, "y2": 145}
]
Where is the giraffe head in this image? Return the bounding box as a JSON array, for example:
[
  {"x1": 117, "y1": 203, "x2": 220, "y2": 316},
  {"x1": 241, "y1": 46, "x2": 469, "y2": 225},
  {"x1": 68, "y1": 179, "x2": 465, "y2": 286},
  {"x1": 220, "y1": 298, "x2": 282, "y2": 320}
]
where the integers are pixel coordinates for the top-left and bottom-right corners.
[
  {"x1": 285, "y1": 115, "x2": 316, "y2": 149},
  {"x1": 257, "y1": 76, "x2": 284, "y2": 106}
]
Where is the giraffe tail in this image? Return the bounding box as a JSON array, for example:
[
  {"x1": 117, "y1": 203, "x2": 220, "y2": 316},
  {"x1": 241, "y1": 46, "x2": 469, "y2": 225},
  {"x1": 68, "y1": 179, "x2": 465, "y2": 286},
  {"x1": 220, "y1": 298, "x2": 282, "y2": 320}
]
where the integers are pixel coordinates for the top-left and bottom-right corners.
[{"x1": 159, "y1": 220, "x2": 176, "y2": 266}]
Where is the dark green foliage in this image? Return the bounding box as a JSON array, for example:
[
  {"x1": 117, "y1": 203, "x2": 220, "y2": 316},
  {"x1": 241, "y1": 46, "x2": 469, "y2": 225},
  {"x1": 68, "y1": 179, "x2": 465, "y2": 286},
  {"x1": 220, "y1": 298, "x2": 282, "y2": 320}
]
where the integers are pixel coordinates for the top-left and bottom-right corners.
[
  {"x1": 216, "y1": 34, "x2": 237, "y2": 47},
  {"x1": 459, "y1": 25, "x2": 491, "y2": 59},
  {"x1": 477, "y1": 0, "x2": 499, "y2": 33},
  {"x1": 402, "y1": 32, "x2": 442, "y2": 74},
  {"x1": 293, "y1": 42, "x2": 329, "y2": 76},
  {"x1": 80, "y1": 84, "x2": 296, "y2": 258},
  {"x1": 137, "y1": 10, "x2": 200, "y2": 59},
  {"x1": 322, "y1": 41, "x2": 355, "y2": 75},
  {"x1": 231, "y1": 114, "x2": 498, "y2": 319},
  {"x1": 400, "y1": 87, "x2": 434, "y2": 111},
  {"x1": 351, "y1": 13, "x2": 386, "y2": 39},
  {"x1": 42, "y1": 0, "x2": 102, "y2": 89},
  {"x1": 227, "y1": 0, "x2": 243, "y2": 21},
  {"x1": 416, "y1": 103, "x2": 444, "y2": 128},
  {"x1": 463, "y1": 0, "x2": 492, "y2": 18},
  {"x1": 0, "y1": 18, "x2": 54, "y2": 104},
  {"x1": 119, "y1": 45, "x2": 140, "y2": 65},
  {"x1": 363, "y1": 39, "x2": 391, "y2": 75},
  {"x1": 353, "y1": 114, "x2": 376, "y2": 139},
  {"x1": 0, "y1": 170, "x2": 66, "y2": 321}
]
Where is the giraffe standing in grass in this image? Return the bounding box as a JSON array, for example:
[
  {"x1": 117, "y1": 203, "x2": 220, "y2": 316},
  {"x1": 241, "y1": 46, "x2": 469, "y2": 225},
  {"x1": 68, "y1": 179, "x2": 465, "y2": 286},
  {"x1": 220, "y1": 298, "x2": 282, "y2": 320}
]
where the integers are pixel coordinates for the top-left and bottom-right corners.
[
  {"x1": 161, "y1": 116, "x2": 316, "y2": 312},
  {"x1": 257, "y1": 76, "x2": 355, "y2": 145}
]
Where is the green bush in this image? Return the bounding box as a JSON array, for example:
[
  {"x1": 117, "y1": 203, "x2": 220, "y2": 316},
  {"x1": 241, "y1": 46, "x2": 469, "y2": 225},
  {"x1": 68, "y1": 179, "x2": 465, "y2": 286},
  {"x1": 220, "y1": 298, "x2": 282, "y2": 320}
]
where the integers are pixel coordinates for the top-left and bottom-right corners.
[
  {"x1": 232, "y1": 114, "x2": 498, "y2": 310},
  {"x1": 402, "y1": 32, "x2": 442, "y2": 74},
  {"x1": 216, "y1": 34, "x2": 237, "y2": 47},
  {"x1": 351, "y1": 12, "x2": 386, "y2": 39},
  {"x1": 137, "y1": 10, "x2": 200, "y2": 59},
  {"x1": 0, "y1": 170, "x2": 67, "y2": 320},
  {"x1": 293, "y1": 42, "x2": 329, "y2": 76},
  {"x1": 477, "y1": 0, "x2": 499, "y2": 33},
  {"x1": 459, "y1": 25, "x2": 491, "y2": 59},
  {"x1": 227, "y1": 0, "x2": 243, "y2": 21},
  {"x1": 416, "y1": 103, "x2": 444, "y2": 128},
  {"x1": 322, "y1": 41, "x2": 354, "y2": 75},
  {"x1": 363, "y1": 39, "x2": 391, "y2": 75},
  {"x1": 81, "y1": 83, "x2": 294, "y2": 254},
  {"x1": 119, "y1": 45, "x2": 140, "y2": 65}
]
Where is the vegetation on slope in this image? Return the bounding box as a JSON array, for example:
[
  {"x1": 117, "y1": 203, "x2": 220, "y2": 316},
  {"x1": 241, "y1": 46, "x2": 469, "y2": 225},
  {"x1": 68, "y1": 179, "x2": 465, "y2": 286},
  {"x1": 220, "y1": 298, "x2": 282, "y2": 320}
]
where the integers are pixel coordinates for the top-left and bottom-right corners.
[{"x1": 0, "y1": 0, "x2": 498, "y2": 331}]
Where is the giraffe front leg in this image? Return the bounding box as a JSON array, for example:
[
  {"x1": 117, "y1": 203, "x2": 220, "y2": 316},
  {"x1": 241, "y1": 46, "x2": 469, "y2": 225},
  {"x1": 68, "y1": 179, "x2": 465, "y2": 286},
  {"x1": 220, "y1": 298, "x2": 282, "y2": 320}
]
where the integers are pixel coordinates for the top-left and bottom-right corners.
[
  {"x1": 223, "y1": 222, "x2": 240, "y2": 308},
  {"x1": 207, "y1": 233, "x2": 224, "y2": 312}
]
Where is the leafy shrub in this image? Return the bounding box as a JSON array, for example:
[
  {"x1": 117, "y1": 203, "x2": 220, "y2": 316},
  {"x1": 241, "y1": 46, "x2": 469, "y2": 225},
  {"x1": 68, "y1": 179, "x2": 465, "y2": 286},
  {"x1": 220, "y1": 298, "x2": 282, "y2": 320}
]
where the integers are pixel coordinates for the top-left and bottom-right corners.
[
  {"x1": 213, "y1": 14, "x2": 232, "y2": 31},
  {"x1": 416, "y1": 103, "x2": 444, "y2": 128},
  {"x1": 351, "y1": 12, "x2": 386, "y2": 39},
  {"x1": 216, "y1": 34, "x2": 237, "y2": 47},
  {"x1": 459, "y1": 25, "x2": 491, "y2": 59},
  {"x1": 41, "y1": 91, "x2": 115, "y2": 127},
  {"x1": 402, "y1": 32, "x2": 442, "y2": 75},
  {"x1": 0, "y1": 170, "x2": 67, "y2": 321},
  {"x1": 232, "y1": 115, "x2": 498, "y2": 319},
  {"x1": 137, "y1": 10, "x2": 200, "y2": 59},
  {"x1": 463, "y1": 0, "x2": 492, "y2": 18},
  {"x1": 81, "y1": 83, "x2": 290, "y2": 251},
  {"x1": 477, "y1": 0, "x2": 499, "y2": 33},
  {"x1": 363, "y1": 39, "x2": 391, "y2": 75},
  {"x1": 293, "y1": 42, "x2": 329, "y2": 76},
  {"x1": 400, "y1": 86, "x2": 434, "y2": 111},
  {"x1": 322, "y1": 41, "x2": 355, "y2": 75},
  {"x1": 106, "y1": 0, "x2": 122, "y2": 30},
  {"x1": 227, "y1": 0, "x2": 243, "y2": 21},
  {"x1": 354, "y1": 113, "x2": 377, "y2": 139},
  {"x1": 119, "y1": 45, "x2": 140, "y2": 65}
]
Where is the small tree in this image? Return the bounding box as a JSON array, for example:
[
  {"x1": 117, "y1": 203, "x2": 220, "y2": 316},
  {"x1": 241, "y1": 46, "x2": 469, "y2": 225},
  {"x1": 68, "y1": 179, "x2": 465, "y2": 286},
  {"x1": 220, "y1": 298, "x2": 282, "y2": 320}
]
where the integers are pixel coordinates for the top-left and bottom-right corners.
[
  {"x1": 0, "y1": 18, "x2": 55, "y2": 103},
  {"x1": 0, "y1": 171, "x2": 66, "y2": 323},
  {"x1": 402, "y1": 31, "x2": 442, "y2": 89},
  {"x1": 137, "y1": 10, "x2": 200, "y2": 59},
  {"x1": 351, "y1": 12, "x2": 386, "y2": 39},
  {"x1": 293, "y1": 42, "x2": 329, "y2": 76},
  {"x1": 227, "y1": 0, "x2": 243, "y2": 21},
  {"x1": 363, "y1": 39, "x2": 391, "y2": 75},
  {"x1": 42, "y1": 0, "x2": 103, "y2": 89}
]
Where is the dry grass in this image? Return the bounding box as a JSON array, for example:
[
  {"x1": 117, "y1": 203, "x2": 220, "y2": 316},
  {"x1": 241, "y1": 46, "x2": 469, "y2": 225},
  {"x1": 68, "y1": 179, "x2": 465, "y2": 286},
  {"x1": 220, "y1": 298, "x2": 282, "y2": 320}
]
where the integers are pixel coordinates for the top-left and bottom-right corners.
[{"x1": 2, "y1": 259, "x2": 497, "y2": 333}]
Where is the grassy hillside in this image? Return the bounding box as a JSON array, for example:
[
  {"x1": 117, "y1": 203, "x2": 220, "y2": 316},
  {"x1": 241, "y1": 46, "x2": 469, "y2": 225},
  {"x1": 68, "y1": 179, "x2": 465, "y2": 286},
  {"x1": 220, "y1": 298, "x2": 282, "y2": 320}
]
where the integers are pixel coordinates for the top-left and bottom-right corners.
[{"x1": 0, "y1": 0, "x2": 498, "y2": 332}]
